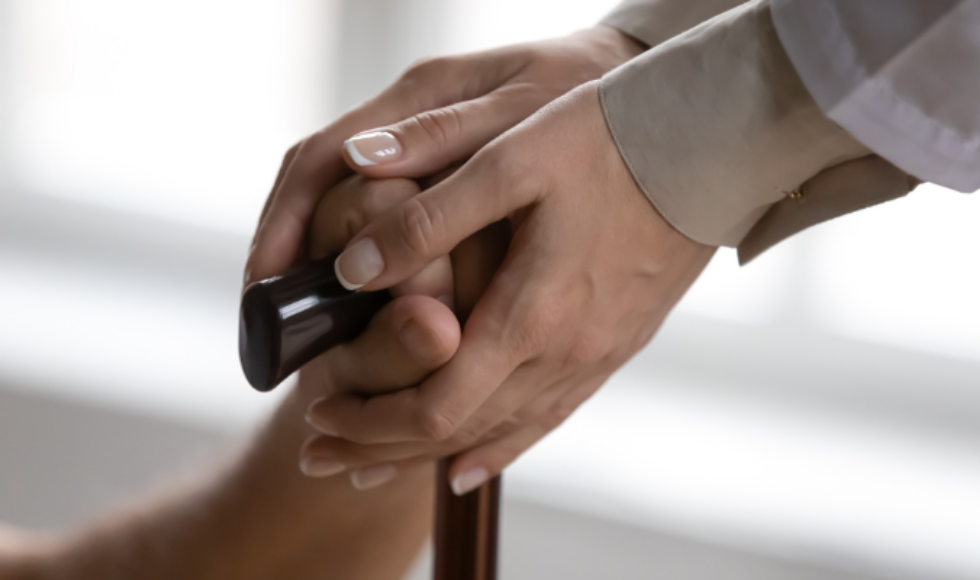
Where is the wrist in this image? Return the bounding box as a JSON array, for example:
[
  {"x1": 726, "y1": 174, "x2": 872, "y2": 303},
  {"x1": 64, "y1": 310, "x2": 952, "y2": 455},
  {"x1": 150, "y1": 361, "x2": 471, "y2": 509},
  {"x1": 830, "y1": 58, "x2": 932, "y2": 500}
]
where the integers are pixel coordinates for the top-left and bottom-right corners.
[
  {"x1": 586, "y1": 24, "x2": 648, "y2": 58},
  {"x1": 572, "y1": 25, "x2": 647, "y2": 70}
]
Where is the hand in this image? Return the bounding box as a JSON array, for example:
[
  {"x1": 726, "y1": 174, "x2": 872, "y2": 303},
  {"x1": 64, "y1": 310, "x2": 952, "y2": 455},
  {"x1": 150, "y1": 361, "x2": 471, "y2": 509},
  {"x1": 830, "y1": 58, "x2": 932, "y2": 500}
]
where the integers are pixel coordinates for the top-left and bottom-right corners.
[
  {"x1": 297, "y1": 172, "x2": 513, "y2": 490},
  {"x1": 307, "y1": 83, "x2": 717, "y2": 494},
  {"x1": 244, "y1": 25, "x2": 645, "y2": 287},
  {"x1": 5, "y1": 258, "x2": 463, "y2": 580}
]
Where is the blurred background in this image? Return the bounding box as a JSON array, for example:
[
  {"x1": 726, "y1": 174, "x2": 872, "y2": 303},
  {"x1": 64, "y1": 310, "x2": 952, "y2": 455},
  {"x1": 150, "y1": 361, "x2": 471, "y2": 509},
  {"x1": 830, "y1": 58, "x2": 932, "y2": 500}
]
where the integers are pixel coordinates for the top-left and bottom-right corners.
[{"x1": 1, "y1": 1, "x2": 978, "y2": 579}]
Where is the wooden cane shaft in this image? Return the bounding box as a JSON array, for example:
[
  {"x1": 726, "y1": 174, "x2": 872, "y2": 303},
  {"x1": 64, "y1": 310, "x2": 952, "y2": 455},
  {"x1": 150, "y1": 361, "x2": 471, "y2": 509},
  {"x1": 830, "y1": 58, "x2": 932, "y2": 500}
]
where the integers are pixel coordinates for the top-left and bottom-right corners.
[{"x1": 433, "y1": 458, "x2": 500, "y2": 580}]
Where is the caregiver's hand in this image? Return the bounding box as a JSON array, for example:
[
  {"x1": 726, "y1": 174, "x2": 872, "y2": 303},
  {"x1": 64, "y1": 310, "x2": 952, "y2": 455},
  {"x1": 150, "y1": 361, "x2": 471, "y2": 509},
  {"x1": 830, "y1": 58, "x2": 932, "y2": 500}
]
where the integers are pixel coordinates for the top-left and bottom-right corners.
[
  {"x1": 314, "y1": 82, "x2": 717, "y2": 492},
  {"x1": 244, "y1": 26, "x2": 644, "y2": 287}
]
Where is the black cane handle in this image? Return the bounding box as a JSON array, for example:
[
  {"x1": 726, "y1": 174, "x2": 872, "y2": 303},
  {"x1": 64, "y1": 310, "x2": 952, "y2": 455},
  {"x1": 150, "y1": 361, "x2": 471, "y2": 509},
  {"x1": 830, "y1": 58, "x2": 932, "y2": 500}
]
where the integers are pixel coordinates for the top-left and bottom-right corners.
[{"x1": 238, "y1": 255, "x2": 391, "y2": 392}]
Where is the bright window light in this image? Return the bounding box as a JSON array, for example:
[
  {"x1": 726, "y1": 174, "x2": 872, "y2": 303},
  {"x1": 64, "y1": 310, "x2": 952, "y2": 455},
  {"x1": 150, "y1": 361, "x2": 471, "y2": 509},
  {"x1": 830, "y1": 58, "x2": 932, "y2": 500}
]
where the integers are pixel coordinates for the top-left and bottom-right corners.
[
  {"x1": 7, "y1": 0, "x2": 335, "y2": 234},
  {"x1": 809, "y1": 184, "x2": 980, "y2": 362}
]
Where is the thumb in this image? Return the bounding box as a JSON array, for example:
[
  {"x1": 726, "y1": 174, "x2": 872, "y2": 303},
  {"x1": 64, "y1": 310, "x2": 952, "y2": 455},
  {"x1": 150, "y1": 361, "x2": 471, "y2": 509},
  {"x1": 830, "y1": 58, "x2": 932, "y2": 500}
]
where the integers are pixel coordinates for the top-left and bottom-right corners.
[{"x1": 341, "y1": 86, "x2": 544, "y2": 180}]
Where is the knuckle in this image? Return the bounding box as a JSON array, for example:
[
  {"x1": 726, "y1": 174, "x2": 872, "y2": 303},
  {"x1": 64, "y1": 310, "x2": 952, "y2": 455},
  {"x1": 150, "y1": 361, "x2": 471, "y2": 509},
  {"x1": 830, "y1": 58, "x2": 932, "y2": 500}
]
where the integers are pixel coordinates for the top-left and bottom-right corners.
[
  {"x1": 479, "y1": 415, "x2": 521, "y2": 443},
  {"x1": 513, "y1": 297, "x2": 565, "y2": 358},
  {"x1": 410, "y1": 106, "x2": 463, "y2": 149},
  {"x1": 397, "y1": 198, "x2": 441, "y2": 258},
  {"x1": 560, "y1": 332, "x2": 608, "y2": 370},
  {"x1": 400, "y1": 56, "x2": 449, "y2": 85},
  {"x1": 542, "y1": 399, "x2": 575, "y2": 430},
  {"x1": 415, "y1": 406, "x2": 457, "y2": 442},
  {"x1": 403, "y1": 56, "x2": 435, "y2": 78},
  {"x1": 448, "y1": 424, "x2": 482, "y2": 448},
  {"x1": 284, "y1": 140, "x2": 303, "y2": 160}
]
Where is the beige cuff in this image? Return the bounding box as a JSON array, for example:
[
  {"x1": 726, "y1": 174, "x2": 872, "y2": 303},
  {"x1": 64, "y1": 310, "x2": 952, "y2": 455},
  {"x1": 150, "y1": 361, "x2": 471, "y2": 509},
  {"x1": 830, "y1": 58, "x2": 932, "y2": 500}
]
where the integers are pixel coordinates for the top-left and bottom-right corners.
[
  {"x1": 599, "y1": 0, "x2": 870, "y2": 247},
  {"x1": 601, "y1": 0, "x2": 749, "y2": 48}
]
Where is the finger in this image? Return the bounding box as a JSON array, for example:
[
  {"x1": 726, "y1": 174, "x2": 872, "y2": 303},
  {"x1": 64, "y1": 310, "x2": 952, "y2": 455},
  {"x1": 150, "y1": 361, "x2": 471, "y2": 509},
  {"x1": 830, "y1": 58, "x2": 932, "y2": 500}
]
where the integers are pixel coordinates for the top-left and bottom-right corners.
[
  {"x1": 303, "y1": 310, "x2": 519, "y2": 443},
  {"x1": 316, "y1": 294, "x2": 460, "y2": 397},
  {"x1": 446, "y1": 373, "x2": 607, "y2": 495},
  {"x1": 300, "y1": 369, "x2": 604, "y2": 485},
  {"x1": 308, "y1": 175, "x2": 420, "y2": 259},
  {"x1": 300, "y1": 431, "x2": 440, "y2": 489},
  {"x1": 307, "y1": 175, "x2": 454, "y2": 305},
  {"x1": 252, "y1": 141, "x2": 300, "y2": 247},
  {"x1": 390, "y1": 255, "x2": 455, "y2": 311},
  {"x1": 341, "y1": 85, "x2": 547, "y2": 180},
  {"x1": 304, "y1": 269, "x2": 559, "y2": 444},
  {"x1": 247, "y1": 49, "x2": 528, "y2": 286},
  {"x1": 333, "y1": 146, "x2": 537, "y2": 292},
  {"x1": 303, "y1": 355, "x2": 602, "y2": 469},
  {"x1": 317, "y1": 372, "x2": 598, "y2": 491},
  {"x1": 243, "y1": 143, "x2": 302, "y2": 287}
]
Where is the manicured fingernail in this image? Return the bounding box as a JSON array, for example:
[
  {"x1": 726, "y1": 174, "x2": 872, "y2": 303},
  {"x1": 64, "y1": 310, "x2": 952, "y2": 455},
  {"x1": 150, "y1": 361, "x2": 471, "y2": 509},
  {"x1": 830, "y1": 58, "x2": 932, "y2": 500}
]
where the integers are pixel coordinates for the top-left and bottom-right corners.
[
  {"x1": 451, "y1": 467, "x2": 489, "y2": 496},
  {"x1": 335, "y1": 238, "x2": 384, "y2": 290},
  {"x1": 350, "y1": 463, "x2": 397, "y2": 490},
  {"x1": 305, "y1": 411, "x2": 340, "y2": 437},
  {"x1": 300, "y1": 456, "x2": 346, "y2": 478},
  {"x1": 344, "y1": 131, "x2": 402, "y2": 167}
]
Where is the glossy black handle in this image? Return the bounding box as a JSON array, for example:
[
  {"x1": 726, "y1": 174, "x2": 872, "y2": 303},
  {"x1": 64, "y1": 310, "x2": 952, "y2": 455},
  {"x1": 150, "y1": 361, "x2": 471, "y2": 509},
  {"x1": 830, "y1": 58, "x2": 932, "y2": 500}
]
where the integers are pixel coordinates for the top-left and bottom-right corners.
[{"x1": 238, "y1": 255, "x2": 391, "y2": 392}]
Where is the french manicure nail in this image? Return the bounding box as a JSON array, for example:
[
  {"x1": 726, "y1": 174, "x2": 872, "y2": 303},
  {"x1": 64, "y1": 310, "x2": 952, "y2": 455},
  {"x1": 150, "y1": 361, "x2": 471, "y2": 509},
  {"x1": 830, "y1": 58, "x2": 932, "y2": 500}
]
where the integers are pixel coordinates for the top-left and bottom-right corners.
[
  {"x1": 344, "y1": 131, "x2": 403, "y2": 167},
  {"x1": 451, "y1": 467, "x2": 489, "y2": 496},
  {"x1": 350, "y1": 463, "x2": 398, "y2": 490},
  {"x1": 335, "y1": 238, "x2": 384, "y2": 290},
  {"x1": 300, "y1": 456, "x2": 346, "y2": 478}
]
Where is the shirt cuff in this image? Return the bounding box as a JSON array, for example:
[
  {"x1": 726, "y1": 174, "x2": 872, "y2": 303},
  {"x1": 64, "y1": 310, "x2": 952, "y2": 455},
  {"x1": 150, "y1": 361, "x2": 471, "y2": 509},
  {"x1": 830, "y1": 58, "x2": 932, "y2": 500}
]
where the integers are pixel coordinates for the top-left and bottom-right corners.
[
  {"x1": 600, "y1": 0, "x2": 749, "y2": 48},
  {"x1": 771, "y1": 0, "x2": 980, "y2": 193},
  {"x1": 599, "y1": 0, "x2": 869, "y2": 247}
]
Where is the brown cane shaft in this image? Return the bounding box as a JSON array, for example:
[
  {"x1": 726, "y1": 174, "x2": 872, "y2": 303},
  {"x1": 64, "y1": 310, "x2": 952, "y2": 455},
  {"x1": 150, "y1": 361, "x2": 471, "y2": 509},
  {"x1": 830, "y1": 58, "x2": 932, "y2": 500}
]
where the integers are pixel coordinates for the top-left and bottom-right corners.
[{"x1": 433, "y1": 458, "x2": 500, "y2": 580}]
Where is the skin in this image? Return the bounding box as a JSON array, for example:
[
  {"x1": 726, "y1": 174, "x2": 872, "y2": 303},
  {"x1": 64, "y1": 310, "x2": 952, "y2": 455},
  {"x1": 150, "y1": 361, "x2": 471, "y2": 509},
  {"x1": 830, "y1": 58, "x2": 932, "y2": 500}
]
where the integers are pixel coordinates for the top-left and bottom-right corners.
[
  {"x1": 245, "y1": 26, "x2": 645, "y2": 287},
  {"x1": 245, "y1": 25, "x2": 707, "y2": 493},
  {"x1": 0, "y1": 331, "x2": 441, "y2": 580},
  {"x1": 0, "y1": 176, "x2": 505, "y2": 580},
  {"x1": 302, "y1": 85, "x2": 716, "y2": 493}
]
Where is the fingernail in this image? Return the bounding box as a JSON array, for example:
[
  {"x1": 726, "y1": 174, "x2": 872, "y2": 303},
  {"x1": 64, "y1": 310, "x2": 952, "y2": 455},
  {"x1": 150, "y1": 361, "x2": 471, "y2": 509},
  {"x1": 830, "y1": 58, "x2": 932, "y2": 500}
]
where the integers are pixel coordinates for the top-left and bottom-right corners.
[
  {"x1": 451, "y1": 467, "x2": 489, "y2": 496},
  {"x1": 305, "y1": 411, "x2": 340, "y2": 437},
  {"x1": 350, "y1": 463, "x2": 397, "y2": 490},
  {"x1": 335, "y1": 238, "x2": 384, "y2": 290},
  {"x1": 243, "y1": 267, "x2": 252, "y2": 287},
  {"x1": 344, "y1": 131, "x2": 403, "y2": 167},
  {"x1": 300, "y1": 456, "x2": 346, "y2": 478}
]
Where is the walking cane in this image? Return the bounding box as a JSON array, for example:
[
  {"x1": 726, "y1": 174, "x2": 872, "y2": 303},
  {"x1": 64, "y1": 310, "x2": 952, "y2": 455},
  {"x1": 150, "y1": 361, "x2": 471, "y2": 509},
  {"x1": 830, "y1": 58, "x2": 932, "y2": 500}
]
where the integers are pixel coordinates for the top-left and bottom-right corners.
[{"x1": 239, "y1": 255, "x2": 500, "y2": 580}]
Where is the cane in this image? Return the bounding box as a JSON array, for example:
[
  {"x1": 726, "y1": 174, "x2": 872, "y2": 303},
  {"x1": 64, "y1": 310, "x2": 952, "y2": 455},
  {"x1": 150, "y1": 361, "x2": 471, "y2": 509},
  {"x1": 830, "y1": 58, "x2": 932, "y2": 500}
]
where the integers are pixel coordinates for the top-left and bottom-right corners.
[{"x1": 239, "y1": 255, "x2": 500, "y2": 580}]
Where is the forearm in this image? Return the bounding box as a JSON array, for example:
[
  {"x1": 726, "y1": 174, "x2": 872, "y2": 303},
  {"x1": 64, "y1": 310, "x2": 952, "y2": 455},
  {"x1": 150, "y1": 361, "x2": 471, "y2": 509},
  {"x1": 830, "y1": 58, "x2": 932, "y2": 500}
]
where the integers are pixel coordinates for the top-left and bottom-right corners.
[{"x1": 15, "y1": 376, "x2": 432, "y2": 580}]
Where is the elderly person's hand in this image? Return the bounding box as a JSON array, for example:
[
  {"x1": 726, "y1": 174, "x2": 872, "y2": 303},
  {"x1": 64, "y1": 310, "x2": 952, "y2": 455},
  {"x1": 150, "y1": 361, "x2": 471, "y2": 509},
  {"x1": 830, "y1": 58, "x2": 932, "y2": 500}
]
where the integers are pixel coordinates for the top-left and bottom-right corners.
[
  {"x1": 0, "y1": 232, "x2": 470, "y2": 580},
  {"x1": 298, "y1": 84, "x2": 715, "y2": 495}
]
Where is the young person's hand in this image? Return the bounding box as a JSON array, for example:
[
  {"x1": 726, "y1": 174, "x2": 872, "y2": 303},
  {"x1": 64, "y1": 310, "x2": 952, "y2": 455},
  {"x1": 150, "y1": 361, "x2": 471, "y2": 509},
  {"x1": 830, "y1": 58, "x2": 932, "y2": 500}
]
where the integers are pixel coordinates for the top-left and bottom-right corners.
[
  {"x1": 305, "y1": 83, "x2": 716, "y2": 494},
  {"x1": 243, "y1": 25, "x2": 645, "y2": 287}
]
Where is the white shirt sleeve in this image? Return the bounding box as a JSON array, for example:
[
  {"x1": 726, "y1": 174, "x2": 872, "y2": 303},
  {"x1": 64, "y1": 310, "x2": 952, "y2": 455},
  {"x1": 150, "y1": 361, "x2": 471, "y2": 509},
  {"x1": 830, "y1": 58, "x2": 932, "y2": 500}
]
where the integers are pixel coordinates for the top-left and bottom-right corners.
[{"x1": 771, "y1": 0, "x2": 980, "y2": 192}]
